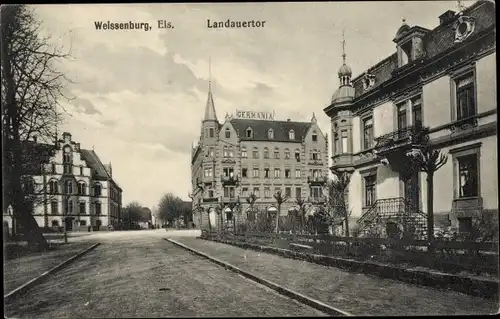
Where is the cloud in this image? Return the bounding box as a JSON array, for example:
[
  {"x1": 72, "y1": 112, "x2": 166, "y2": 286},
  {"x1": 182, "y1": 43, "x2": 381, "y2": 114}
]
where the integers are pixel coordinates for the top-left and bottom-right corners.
[{"x1": 73, "y1": 97, "x2": 102, "y2": 115}]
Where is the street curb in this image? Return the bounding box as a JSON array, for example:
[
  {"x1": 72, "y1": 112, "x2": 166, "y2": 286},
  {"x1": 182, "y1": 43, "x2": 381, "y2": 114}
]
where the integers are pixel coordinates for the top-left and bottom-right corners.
[
  {"x1": 4, "y1": 242, "x2": 101, "y2": 302},
  {"x1": 165, "y1": 238, "x2": 353, "y2": 317},
  {"x1": 201, "y1": 236, "x2": 500, "y2": 300}
]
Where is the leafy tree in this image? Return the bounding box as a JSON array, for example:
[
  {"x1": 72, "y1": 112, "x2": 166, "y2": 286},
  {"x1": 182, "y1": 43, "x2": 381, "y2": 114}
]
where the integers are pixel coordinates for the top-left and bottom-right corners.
[
  {"x1": 327, "y1": 170, "x2": 352, "y2": 237},
  {"x1": 2, "y1": 5, "x2": 73, "y2": 250},
  {"x1": 157, "y1": 193, "x2": 187, "y2": 224},
  {"x1": 245, "y1": 193, "x2": 258, "y2": 226},
  {"x1": 273, "y1": 189, "x2": 287, "y2": 235},
  {"x1": 122, "y1": 201, "x2": 143, "y2": 229}
]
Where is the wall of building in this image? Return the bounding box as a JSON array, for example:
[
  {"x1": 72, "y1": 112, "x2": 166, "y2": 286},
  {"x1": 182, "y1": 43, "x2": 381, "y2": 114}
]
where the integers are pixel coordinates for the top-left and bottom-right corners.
[
  {"x1": 373, "y1": 101, "x2": 394, "y2": 137},
  {"x1": 476, "y1": 52, "x2": 496, "y2": 114},
  {"x1": 348, "y1": 170, "x2": 362, "y2": 218}
]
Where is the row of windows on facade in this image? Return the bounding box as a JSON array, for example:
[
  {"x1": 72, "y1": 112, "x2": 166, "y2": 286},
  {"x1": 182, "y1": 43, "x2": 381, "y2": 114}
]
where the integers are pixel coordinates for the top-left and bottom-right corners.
[
  {"x1": 47, "y1": 201, "x2": 102, "y2": 215},
  {"x1": 335, "y1": 72, "x2": 476, "y2": 154},
  {"x1": 361, "y1": 153, "x2": 479, "y2": 207},
  {"x1": 50, "y1": 220, "x2": 93, "y2": 227},
  {"x1": 205, "y1": 127, "x2": 318, "y2": 142},
  {"x1": 42, "y1": 180, "x2": 103, "y2": 196},
  {"x1": 207, "y1": 147, "x2": 322, "y2": 161},
  {"x1": 205, "y1": 167, "x2": 323, "y2": 179},
  {"x1": 205, "y1": 185, "x2": 324, "y2": 199}
]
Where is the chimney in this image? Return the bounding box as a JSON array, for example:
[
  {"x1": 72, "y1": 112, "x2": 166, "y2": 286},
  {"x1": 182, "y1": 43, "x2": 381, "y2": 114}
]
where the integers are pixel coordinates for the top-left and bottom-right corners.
[{"x1": 439, "y1": 10, "x2": 456, "y2": 25}]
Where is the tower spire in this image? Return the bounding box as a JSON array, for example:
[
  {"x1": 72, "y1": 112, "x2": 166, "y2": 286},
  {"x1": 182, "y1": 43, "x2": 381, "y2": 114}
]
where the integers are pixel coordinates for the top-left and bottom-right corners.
[
  {"x1": 203, "y1": 56, "x2": 218, "y2": 122},
  {"x1": 341, "y1": 29, "x2": 346, "y2": 64},
  {"x1": 208, "y1": 56, "x2": 212, "y2": 92}
]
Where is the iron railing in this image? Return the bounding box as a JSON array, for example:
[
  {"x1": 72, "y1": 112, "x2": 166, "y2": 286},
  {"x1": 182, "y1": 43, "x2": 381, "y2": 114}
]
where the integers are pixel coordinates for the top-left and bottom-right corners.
[
  {"x1": 374, "y1": 125, "x2": 427, "y2": 150},
  {"x1": 221, "y1": 175, "x2": 239, "y2": 185},
  {"x1": 307, "y1": 176, "x2": 327, "y2": 184}
]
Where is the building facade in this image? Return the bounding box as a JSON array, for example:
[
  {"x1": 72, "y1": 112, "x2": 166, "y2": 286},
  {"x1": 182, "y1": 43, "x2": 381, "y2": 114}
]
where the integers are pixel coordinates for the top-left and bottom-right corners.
[
  {"x1": 3, "y1": 132, "x2": 123, "y2": 232},
  {"x1": 191, "y1": 82, "x2": 329, "y2": 229},
  {"x1": 324, "y1": 1, "x2": 496, "y2": 236}
]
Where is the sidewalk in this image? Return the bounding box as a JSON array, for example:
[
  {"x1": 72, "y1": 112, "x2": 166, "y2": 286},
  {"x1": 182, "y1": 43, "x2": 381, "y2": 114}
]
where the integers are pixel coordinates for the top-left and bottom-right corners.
[
  {"x1": 171, "y1": 237, "x2": 498, "y2": 316},
  {"x1": 3, "y1": 241, "x2": 97, "y2": 294}
]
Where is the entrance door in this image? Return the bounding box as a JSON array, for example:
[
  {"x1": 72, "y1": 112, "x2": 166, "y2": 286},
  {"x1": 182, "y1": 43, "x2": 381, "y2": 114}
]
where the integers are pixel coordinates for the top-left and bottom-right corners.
[
  {"x1": 65, "y1": 217, "x2": 73, "y2": 231},
  {"x1": 404, "y1": 170, "x2": 420, "y2": 212}
]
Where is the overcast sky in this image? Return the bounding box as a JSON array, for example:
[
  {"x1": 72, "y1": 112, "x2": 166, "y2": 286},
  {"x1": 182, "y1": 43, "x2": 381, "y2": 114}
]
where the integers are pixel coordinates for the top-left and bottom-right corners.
[{"x1": 33, "y1": 1, "x2": 476, "y2": 208}]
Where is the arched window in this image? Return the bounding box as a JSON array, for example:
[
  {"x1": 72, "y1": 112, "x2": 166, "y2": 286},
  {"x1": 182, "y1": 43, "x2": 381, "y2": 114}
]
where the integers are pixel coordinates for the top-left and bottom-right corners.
[
  {"x1": 95, "y1": 202, "x2": 102, "y2": 215},
  {"x1": 246, "y1": 127, "x2": 253, "y2": 138},
  {"x1": 51, "y1": 162, "x2": 56, "y2": 174},
  {"x1": 312, "y1": 130, "x2": 318, "y2": 142},
  {"x1": 274, "y1": 147, "x2": 280, "y2": 159},
  {"x1": 94, "y1": 183, "x2": 102, "y2": 196},
  {"x1": 284, "y1": 148, "x2": 290, "y2": 159},
  {"x1": 312, "y1": 150, "x2": 321, "y2": 160},
  {"x1": 294, "y1": 149, "x2": 300, "y2": 162},
  {"x1": 241, "y1": 146, "x2": 247, "y2": 158},
  {"x1": 225, "y1": 128, "x2": 231, "y2": 139},
  {"x1": 63, "y1": 146, "x2": 72, "y2": 163},
  {"x1": 49, "y1": 179, "x2": 59, "y2": 194},
  {"x1": 252, "y1": 147, "x2": 259, "y2": 159},
  {"x1": 78, "y1": 181, "x2": 86, "y2": 195},
  {"x1": 263, "y1": 147, "x2": 270, "y2": 159},
  {"x1": 223, "y1": 146, "x2": 229, "y2": 158},
  {"x1": 268, "y1": 129, "x2": 274, "y2": 139},
  {"x1": 289, "y1": 129, "x2": 295, "y2": 140},
  {"x1": 65, "y1": 180, "x2": 73, "y2": 194}
]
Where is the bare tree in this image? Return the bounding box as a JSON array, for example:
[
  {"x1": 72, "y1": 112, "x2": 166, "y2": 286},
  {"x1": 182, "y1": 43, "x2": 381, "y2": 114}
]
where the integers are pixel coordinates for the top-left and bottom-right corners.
[
  {"x1": 407, "y1": 135, "x2": 448, "y2": 248},
  {"x1": 157, "y1": 193, "x2": 185, "y2": 225},
  {"x1": 273, "y1": 189, "x2": 287, "y2": 235},
  {"x1": 245, "y1": 192, "x2": 258, "y2": 228},
  {"x1": 2, "y1": 5, "x2": 73, "y2": 251},
  {"x1": 327, "y1": 170, "x2": 352, "y2": 237}
]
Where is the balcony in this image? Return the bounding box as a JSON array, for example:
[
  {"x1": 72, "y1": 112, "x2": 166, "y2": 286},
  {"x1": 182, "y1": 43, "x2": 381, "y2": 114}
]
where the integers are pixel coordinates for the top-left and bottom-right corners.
[
  {"x1": 221, "y1": 196, "x2": 239, "y2": 204},
  {"x1": 221, "y1": 175, "x2": 239, "y2": 185},
  {"x1": 202, "y1": 197, "x2": 219, "y2": 203},
  {"x1": 308, "y1": 196, "x2": 327, "y2": 204},
  {"x1": 307, "y1": 176, "x2": 327, "y2": 185}
]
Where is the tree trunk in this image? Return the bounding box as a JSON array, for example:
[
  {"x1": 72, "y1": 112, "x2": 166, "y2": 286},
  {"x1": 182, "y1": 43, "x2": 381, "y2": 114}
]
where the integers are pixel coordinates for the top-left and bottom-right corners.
[
  {"x1": 292, "y1": 211, "x2": 297, "y2": 242},
  {"x1": 275, "y1": 204, "x2": 281, "y2": 236},
  {"x1": 427, "y1": 171, "x2": 435, "y2": 252}
]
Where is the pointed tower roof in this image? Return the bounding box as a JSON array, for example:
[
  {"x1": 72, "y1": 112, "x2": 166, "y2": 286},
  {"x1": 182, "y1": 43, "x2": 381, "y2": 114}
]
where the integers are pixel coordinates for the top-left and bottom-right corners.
[{"x1": 203, "y1": 57, "x2": 218, "y2": 122}]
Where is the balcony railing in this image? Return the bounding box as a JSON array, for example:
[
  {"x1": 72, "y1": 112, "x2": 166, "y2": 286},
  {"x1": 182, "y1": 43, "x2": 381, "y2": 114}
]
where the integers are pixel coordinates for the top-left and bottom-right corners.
[
  {"x1": 202, "y1": 197, "x2": 219, "y2": 203},
  {"x1": 374, "y1": 125, "x2": 428, "y2": 154},
  {"x1": 307, "y1": 176, "x2": 327, "y2": 185},
  {"x1": 308, "y1": 196, "x2": 327, "y2": 204},
  {"x1": 221, "y1": 196, "x2": 239, "y2": 203},
  {"x1": 221, "y1": 175, "x2": 239, "y2": 185}
]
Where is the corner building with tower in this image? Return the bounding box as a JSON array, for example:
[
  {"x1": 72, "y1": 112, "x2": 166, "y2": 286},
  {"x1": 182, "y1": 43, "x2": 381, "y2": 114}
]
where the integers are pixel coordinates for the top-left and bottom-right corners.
[
  {"x1": 191, "y1": 82, "x2": 329, "y2": 230},
  {"x1": 324, "y1": 1, "x2": 496, "y2": 237}
]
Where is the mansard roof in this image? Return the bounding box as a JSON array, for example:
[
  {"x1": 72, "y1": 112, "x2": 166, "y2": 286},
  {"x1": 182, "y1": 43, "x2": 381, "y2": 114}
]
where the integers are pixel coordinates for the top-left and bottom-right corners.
[
  {"x1": 229, "y1": 119, "x2": 312, "y2": 142},
  {"x1": 351, "y1": 0, "x2": 495, "y2": 100}
]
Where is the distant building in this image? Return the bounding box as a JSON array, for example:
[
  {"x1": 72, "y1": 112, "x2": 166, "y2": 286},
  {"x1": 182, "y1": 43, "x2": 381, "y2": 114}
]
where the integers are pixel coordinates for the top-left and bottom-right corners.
[
  {"x1": 3, "y1": 132, "x2": 123, "y2": 233},
  {"x1": 324, "y1": 1, "x2": 496, "y2": 237},
  {"x1": 138, "y1": 207, "x2": 152, "y2": 229},
  {"x1": 191, "y1": 77, "x2": 329, "y2": 230}
]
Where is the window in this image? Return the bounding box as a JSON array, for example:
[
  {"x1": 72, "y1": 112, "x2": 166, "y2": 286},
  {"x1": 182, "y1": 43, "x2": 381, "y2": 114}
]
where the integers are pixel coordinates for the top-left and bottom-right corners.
[
  {"x1": 284, "y1": 149, "x2": 290, "y2": 159},
  {"x1": 204, "y1": 167, "x2": 213, "y2": 177},
  {"x1": 253, "y1": 148, "x2": 259, "y2": 159},
  {"x1": 209, "y1": 147, "x2": 214, "y2": 157},
  {"x1": 246, "y1": 128, "x2": 253, "y2": 138},
  {"x1": 295, "y1": 169, "x2": 301, "y2": 178},
  {"x1": 80, "y1": 220, "x2": 87, "y2": 226},
  {"x1": 51, "y1": 201, "x2": 58, "y2": 215},
  {"x1": 208, "y1": 189, "x2": 214, "y2": 198},
  {"x1": 264, "y1": 168, "x2": 270, "y2": 178},
  {"x1": 289, "y1": 130, "x2": 295, "y2": 140},
  {"x1": 52, "y1": 220, "x2": 59, "y2": 227},
  {"x1": 334, "y1": 133, "x2": 339, "y2": 155},
  {"x1": 223, "y1": 146, "x2": 229, "y2": 158},
  {"x1": 242, "y1": 168, "x2": 248, "y2": 178},
  {"x1": 241, "y1": 147, "x2": 247, "y2": 158},
  {"x1": 225, "y1": 128, "x2": 231, "y2": 138},
  {"x1": 274, "y1": 168, "x2": 281, "y2": 178},
  {"x1": 457, "y1": 154, "x2": 478, "y2": 198},
  {"x1": 66, "y1": 200, "x2": 73, "y2": 214},
  {"x1": 65, "y1": 180, "x2": 73, "y2": 194},
  {"x1": 285, "y1": 169, "x2": 291, "y2": 178},
  {"x1": 63, "y1": 164, "x2": 72, "y2": 174},
  {"x1": 268, "y1": 129, "x2": 274, "y2": 139},
  {"x1": 285, "y1": 187, "x2": 291, "y2": 198},
  {"x1": 78, "y1": 182, "x2": 86, "y2": 195},
  {"x1": 310, "y1": 187, "x2": 322, "y2": 198},
  {"x1": 364, "y1": 175, "x2": 376, "y2": 207},
  {"x1": 253, "y1": 168, "x2": 259, "y2": 178},
  {"x1": 295, "y1": 187, "x2": 301, "y2": 198},
  {"x1": 455, "y1": 73, "x2": 476, "y2": 120},
  {"x1": 265, "y1": 187, "x2": 271, "y2": 198},
  {"x1": 51, "y1": 163, "x2": 56, "y2": 174},
  {"x1": 341, "y1": 131, "x2": 348, "y2": 154},
  {"x1": 412, "y1": 96, "x2": 423, "y2": 128},
  {"x1": 224, "y1": 187, "x2": 235, "y2": 198},
  {"x1": 458, "y1": 217, "x2": 473, "y2": 233},
  {"x1": 274, "y1": 148, "x2": 280, "y2": 159},
  {"x1": 79, "y1": 202, "x2": 86, "y2": 215},
  {"x1": 80, "y1": 166, "x2": 84, "y2": 176},
  {"x1": 223, "y1": 168, "x2": 234, "y2": 177},
  {"x1": 63, "y1": 146, "x2": 72, "y2": 163},
  {"x1": 311, "y1": 169, "x2": 321, "y2": 179},
  {"x1": 94, "y1": 183, "x2": 102, "y2": 196},
  {"x1": 312, "y1": 150, "x2": 320, "y2": 161},
  {"x1": 397, "y1": 103, "x2": 407, "y2": 130},
  {"x1": 363, "y1": 117, "x2": 374, "y2": 150},
  {"x1": 294, "y1": 149, "x2": 300, "y2": 162},
  {"x1": 209, "y1": 128, "x2": 214, "y2": 138},
  {"x1": 242, "y1": 187, "x2": 248, "y2": 197},
  {"x1": 95, "y1": 202, "x2": 102, "y2": 215},
  {"x1": 253, "y1": 187, "x2": 260, "y2": 197},
  {"x1": 264, "y1": 147, "x2": 270, "y2": 159},
  {"x1": 22, "y1": 179, "x2": 34, "y2": 193},
  {"x1": 312, "y1": 131, "x2": 318, "y2": 142},
  {"x1": 400, "y1": 41, "x2": 412, "y2": 66}
]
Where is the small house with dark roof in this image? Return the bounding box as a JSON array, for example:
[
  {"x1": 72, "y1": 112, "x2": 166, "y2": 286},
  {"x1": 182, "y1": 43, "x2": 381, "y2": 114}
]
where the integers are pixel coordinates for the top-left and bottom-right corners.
[
  {"x1": 191, "y1": 67, "x2": 329, "y2": 231},
  {"x1": 3, "y1": 132, "x2": 123, "y2": 233},
  {"x1": 324, "y1": 0, "x2": 496, "y2": 238}
]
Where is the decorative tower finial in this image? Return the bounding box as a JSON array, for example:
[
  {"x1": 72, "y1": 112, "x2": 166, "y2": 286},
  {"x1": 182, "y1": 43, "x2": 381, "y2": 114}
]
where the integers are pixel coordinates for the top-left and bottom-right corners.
[
  {"x1": 311, "y1": 112, "x2": 317, "y2": 124},
  {"x1": 341, "y1": 29, "x2": 346, "y2": 64},
  {"x1": 208, "y1": 55, "x2": 212, "y2": 92},
  {"x1": 203, "y1": 57, "x2": 218, "y2": 122},
  {"x1": 402, "y1": 18, "x2": 406, "y2": 24}
]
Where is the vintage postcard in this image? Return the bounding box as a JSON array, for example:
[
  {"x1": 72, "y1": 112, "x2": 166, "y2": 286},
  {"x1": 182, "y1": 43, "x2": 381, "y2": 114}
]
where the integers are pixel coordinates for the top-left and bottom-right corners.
[{"x1": 2, "y1": 1, "x2": 498, "y2": 318}]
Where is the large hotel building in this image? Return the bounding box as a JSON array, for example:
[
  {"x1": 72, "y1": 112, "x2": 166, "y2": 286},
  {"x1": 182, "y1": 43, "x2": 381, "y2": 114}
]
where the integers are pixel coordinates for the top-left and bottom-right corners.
[
  {"x1": 191, "y1": 85, "x2": 329, "y2": 229},
  {"x1": 324, "y1": 1, "x2": 496, "y2": 236}
]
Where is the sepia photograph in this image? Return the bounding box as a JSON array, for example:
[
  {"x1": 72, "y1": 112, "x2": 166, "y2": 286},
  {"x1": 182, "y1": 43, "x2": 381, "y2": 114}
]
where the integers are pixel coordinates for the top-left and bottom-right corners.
[{"x1": 2, "y1": 0, "x2": 498, "y2": 317}]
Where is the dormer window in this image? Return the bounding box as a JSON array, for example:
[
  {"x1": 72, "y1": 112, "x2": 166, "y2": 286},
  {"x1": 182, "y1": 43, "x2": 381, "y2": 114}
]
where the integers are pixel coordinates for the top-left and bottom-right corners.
[
  {"x1": 268, "y1": 129, "x2": 274, "y2": 139},
  {"x1": 312, "y1": 131, "x2": 318, "y2": 142},
  {"x1": 362, "y1": 74, "x2": 376, "y2": 91},
  {"x1": 225, "y1": 128, "x2": 230, "y2": 139},
  {"x1": 453, "y1": 15, "x2": 476, "y2": 43},
  {"x1": 289, "y1": 129, "x2": 295, "y2": 140},
  {"x1": 246, "y1": 127, "x2": 253, "y2": 138},
  {"x1": 400, "y1": 40, "x2": 412, "y2": 66}
]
